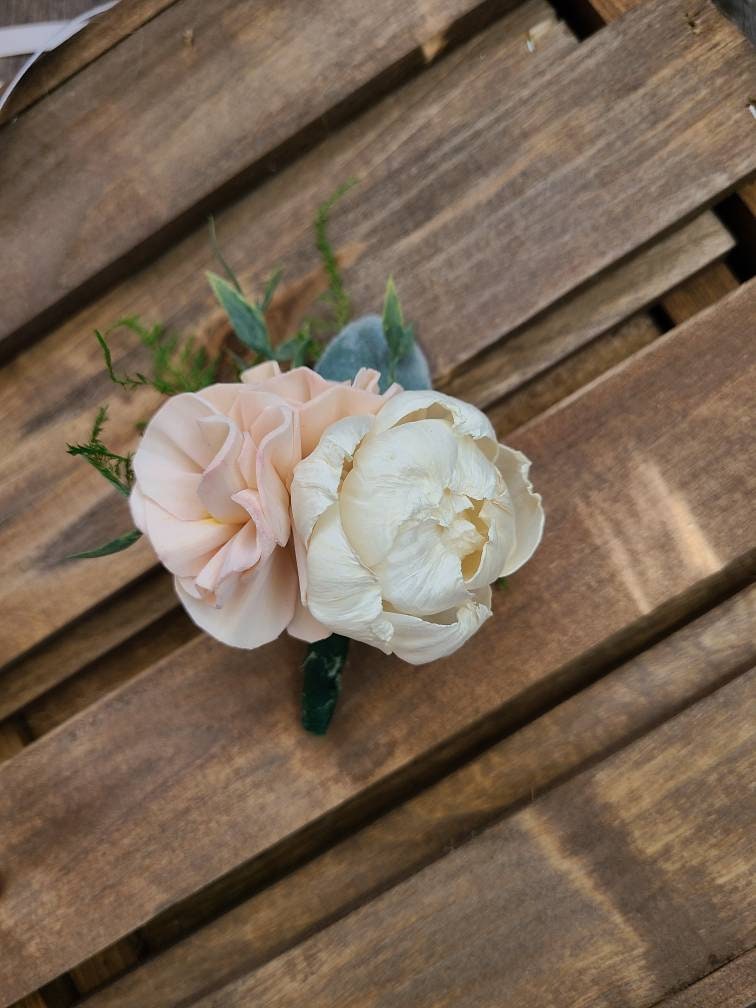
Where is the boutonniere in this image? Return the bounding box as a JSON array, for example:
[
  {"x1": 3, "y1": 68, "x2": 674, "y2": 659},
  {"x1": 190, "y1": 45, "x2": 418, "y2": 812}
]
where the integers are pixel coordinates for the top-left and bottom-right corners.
[{"x1": 67, "y1": 186, "x2": 544, "y2": 734}]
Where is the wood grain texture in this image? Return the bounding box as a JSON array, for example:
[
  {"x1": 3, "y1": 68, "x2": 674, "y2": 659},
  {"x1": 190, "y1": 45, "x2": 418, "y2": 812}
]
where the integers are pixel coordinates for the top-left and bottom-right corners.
[
  {"x1": 0, "y1": 2, "x2": 574, "y2": 667},
  {"x1": 0, "y1": 570, "x2": 178, "y2": 721},
  {"x1": 0, "y1": 281, "x2": 754, "y2": 1004},
  {"x1": 83, "y1": 586, "x2": 756, "y2": 1008},
  {"x1": 662, "y1": 260, "x2": 741, "y2": 325},
  {"x1": 189, "y1": 671, "x2": 756, "y2": 1008},
  {"x1": 442, "y1": 212, "x2": 731, "y2": 410},
  {"x1": 652, "y1": 947, "x2": 756, "y2": 1007},
  {"x1": 21, "y1": 603, "x2": 195, "y2": 738},
  {"x1": 3, "y1": 0, "x2": 753, "y2": 665},
  {"x1": 487, "y1": 311, "x2": 663, "y2": 436},
  {"x1": 0, "y1": 1, "x2": 178, "y2": 125},
  {"x1": 0, "y1": 0, "x2": 505, "y2": 351}
]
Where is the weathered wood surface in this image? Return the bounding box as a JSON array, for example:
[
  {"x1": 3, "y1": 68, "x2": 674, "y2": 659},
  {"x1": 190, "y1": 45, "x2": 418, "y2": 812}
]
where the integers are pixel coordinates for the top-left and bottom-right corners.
[
  {"x1": 444, "y1": 211, "x2": 731, "y2": 409},
  {"x1": 3, "y1": 0, "x2": 752, "y2": 668},
  {"x1": 1, "y1": 281, "x2": 753, "y2": 1004},
  {"x1": 0, "y1": 1, "x2": 178, "y2": 125},
  {"x1": 653, "y1": 948, "x2": 756, "y2": 1008},
  {"x1": 0, "y1": 0, "x2": 505, "y2": 352},
  {"x1": 0, "y1": 570, "x2": 179, "y2": 722},
  {"x1": 83, "y1": 587, "x2": 756, "y2": 1008},
  {"x1": 182, "y1": 672, "x2": 756, "y2": 1008}
]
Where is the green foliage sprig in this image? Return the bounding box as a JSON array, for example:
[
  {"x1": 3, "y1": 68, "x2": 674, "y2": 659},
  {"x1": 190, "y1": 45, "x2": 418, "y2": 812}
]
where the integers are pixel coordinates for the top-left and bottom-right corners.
[
  {"x1": 382, "y1": 277, "x2": 415, "y2": 384},
  {"x1": 67, "y1": 405, "x2": 134, "y2": 497},
  {"x1": 66, "y1": 406, "x2": 141, "y2": 559},
  {"x1": 95, "y1": 317, "x2": 218, "y2": 396},
  {"x1": 314, "y1": 179, "x2": 356, "y2": 332}
]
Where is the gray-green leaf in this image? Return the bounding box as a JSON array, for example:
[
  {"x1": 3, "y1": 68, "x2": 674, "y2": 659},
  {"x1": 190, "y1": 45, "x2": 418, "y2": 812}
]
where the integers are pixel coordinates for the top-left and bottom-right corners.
[
  {"x1": 68, "y1": 528, "x2": 142, "y2": 560},
  {"x1": 207, "y1": 272, "x2": 274, "y2": 358},
  {"x1": 316, "y1": 314, "x2": 431, "y2": 392}
]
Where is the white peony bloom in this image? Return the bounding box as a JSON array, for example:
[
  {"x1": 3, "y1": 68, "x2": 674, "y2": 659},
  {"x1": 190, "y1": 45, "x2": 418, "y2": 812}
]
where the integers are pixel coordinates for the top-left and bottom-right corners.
[{"x1": 291, "y1": 390, "x2": 544, "y2": 664}]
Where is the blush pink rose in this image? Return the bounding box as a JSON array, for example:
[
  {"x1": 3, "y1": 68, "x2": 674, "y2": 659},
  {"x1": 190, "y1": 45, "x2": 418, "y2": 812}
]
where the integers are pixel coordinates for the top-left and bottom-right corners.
[{"x1": 129, "y1": 362, "x2": 397, "y2": 649}]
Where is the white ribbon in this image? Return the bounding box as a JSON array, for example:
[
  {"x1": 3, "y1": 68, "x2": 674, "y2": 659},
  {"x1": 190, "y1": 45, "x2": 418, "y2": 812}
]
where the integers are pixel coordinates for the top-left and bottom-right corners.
[{"x1": 0, "y1": 1, "x2": 120, "y2": 113}]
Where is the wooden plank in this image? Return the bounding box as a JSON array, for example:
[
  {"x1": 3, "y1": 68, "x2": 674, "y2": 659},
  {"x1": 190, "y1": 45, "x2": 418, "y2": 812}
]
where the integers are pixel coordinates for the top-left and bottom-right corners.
[
  {"x1": 0, "y1": 1, "x2": 575, "y2": 667},
  {"x1": 0, "y1": 1, "x2": 178, "y2": 126},
  {"x1": 83, "y1": 586, "x2": 756, "y2": 1008},
  {"x1": 0, "y1": 717, "x2": 28, "y2": 763},
  {"x1": 185, "y1": 672, "x2": 756, "y2": 1008},
  {"x1": 0, "y1": 281, "x2": 753, "y2": 1004},
  {"x1": 22, "y1": 604, "x2": 195, "y2": 738},
  {"x1": 487, "y1": 311, "x2": 662, "y2": 436},
  {"x1": 662, "y1": 260, "x2": 741, "y2": 325},
  {"x1": 0, "y1": 0, "x2": 510, "y2": 352},
  {"x1": 652, "y1": 948, "x2": 756, "y2": 1008},
  {"x1": 3, "y1": 0, "x2": 753, "y2": 666},
  {"x1": 0, "y1": 570, "x2": 179, "y2": 721},
  {"x1": 442, "y1": 211, "x2": 731, "y2": 409}
]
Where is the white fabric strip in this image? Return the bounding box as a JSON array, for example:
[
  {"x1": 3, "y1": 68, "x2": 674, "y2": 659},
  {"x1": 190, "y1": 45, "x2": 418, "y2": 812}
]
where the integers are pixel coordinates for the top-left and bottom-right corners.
[
  {"x1": 0, "y1": 22, "x2": 79, "y2": 58},
  {"x1": 0, "y1": 1, "x2": 120, "y2": 113}
]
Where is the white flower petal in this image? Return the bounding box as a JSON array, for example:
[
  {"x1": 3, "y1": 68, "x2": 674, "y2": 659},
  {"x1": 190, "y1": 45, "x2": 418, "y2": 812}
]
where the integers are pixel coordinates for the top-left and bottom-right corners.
[
  {"x1": 339, "y1": 419, "x2": 458, "y2": 568},
  {"x1": 495, "y1": 445, "x2": 545, "y2": 575},
  {"x1": 386, "y1": 588, "x2": 493, "y2": 665},
  {"x1": 305, "y1": 503, "x2": 393, "y2": 650},
  {"x1": 372, "y1": 389, "x2": 496, "y2": 442},
  {"x1": 175, "y1": 546, "x2": 296, "y2": 650},
  {"x1": 463, "y1": 498, "x2": 516, "y2": 591},
  {"x1": 291, "y1": 414, "x2": 373, "y2": 547},
  {"x1": 373, "y1": 517, "x2": 468, "y2": 617}
]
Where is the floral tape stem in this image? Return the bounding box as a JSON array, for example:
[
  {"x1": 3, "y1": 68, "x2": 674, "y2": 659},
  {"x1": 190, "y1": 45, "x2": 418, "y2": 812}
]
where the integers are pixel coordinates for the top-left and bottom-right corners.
[{"x1": 301, "y1": 634, "x2": 350, "y2": 735}]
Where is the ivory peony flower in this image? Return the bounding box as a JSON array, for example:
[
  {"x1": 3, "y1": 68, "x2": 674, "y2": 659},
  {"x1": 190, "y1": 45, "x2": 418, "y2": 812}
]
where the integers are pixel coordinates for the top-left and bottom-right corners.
[
  {"x1": 291, "y1": 390, "x2": 544, "y2": 664},
  {"x1": 129, "y1": 362, "x2": 397, "y2": 648}
]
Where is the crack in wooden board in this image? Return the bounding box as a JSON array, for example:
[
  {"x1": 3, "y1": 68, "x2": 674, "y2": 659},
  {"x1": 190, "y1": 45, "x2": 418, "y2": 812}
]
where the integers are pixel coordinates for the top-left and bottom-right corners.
[
  {"x1": 75, "y1": 586, "x2": 756, "y2": 1008},
  {"x1": 180, "y1": 670, "x2": 756, "y2": 1008},
  {"x1": 2, "y1": 0, "x2": 753, "y2": 666},
  {"x1": 0, "y1": 280, "x2": 753, "y2": 1004}
]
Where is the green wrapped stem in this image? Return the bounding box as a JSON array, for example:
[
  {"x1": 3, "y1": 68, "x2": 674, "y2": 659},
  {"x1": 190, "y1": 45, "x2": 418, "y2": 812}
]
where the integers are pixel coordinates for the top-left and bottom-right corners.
[{"x1": 301, "y1": 634, "x2": 350, "y2": 735}]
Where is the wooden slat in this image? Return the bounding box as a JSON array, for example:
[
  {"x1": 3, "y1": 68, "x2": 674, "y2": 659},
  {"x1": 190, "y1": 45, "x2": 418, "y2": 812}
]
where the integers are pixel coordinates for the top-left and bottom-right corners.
[
  {"x1": 0, "y1": 1, "x2": 575, "y2": 667},
  {"x1": 3, "y1": 0, "x2": 753, "y2": 665},
  {"x1": 0, "y1": 571, "x2": 178, "y2": 722},
  {"x1": 0, "y1": 281, "x2": 753, "y2": 1004},
  {"x1": 487, "y1": 311, "x2": 663, "y2": 436},
  {"x1": 442, "y1": 211, "x2": 731, "y2": 409},
  {"x1": 662, "y1": 260, "x2": 741, "y2": 325},
  {"x1": 652, "y1": 948, "x2": 756, "y2": 1008},
  {"x1": 185, "y1": 671, "x2": 756, "y2": 1008},
  {"x1": 0, "y1": 0, "x2": 509, "y2": 352},
  {"x1": 83, "y1": 586, "x2": 756, "y2": 1008},
  {"x1": 0, "y1": 1, "x2": 178, "y2": 126},
  {"x1": 21, "y1": 604, "x2": 195, "y2": 739}
]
